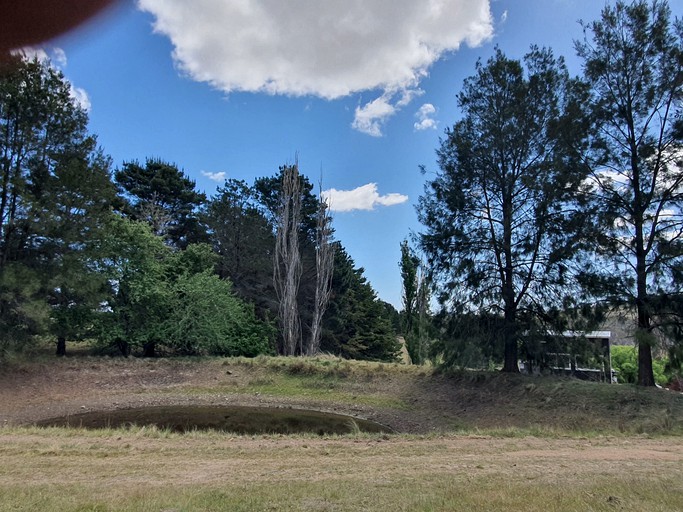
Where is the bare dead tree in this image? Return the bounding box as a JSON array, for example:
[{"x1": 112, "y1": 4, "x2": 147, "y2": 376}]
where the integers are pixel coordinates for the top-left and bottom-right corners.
[
  {"x1": 307, "y1": 180, "x2": 334, "y2": 355},
  {"x1": 274, "y1": 160, "x2": 303, "y2": 355}
]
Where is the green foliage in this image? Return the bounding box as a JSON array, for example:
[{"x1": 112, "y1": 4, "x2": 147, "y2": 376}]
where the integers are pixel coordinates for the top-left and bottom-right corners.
[
  {"x1": 94, "y1": 216, "x2": 170, "y2": 353},
  {"x1": 204, "y1": 179, "x2": 275, "y2": 317},
  {"x1": 165, "y1": 271, "x2": 274, "y2": 356},
  {"x1": 399, "y1": 239, "x2": 419, "y2": 334},
  {"x1": 0, "y1": 263, "x2": 49, "y2": 352},
  {"x1": 611, "y1": 345, "x2": 668, "y2": 386},
  {"x1": 431, "y1": 312, "x2": 504, "y2": 370},
  {"x1": 418, "y1": 47, "x2": 591, "y2": 372},
  {"x1": 0, "y1": 54, "x2": 118, "y2": 354},
  {"x1": 322, "y1": 243, "x2": 399, "y2": 362},
  {"x1": 576, "y1": 0, "x2": 683, "y2": 386},
  {"x1": 95, "y1": 216, "x2": 273, "y2": 357},
  {"x1": 115, "y1": 158, "x2": 207, "y2": 248}
]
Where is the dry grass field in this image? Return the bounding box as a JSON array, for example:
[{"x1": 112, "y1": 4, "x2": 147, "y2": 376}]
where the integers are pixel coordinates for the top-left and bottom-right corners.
[
  {"x1": 1, "y1": 427, "x2": 682, "y2": 511},
  {"x1": 1, "y1": 354, "x2": 683, "y2": 511}
]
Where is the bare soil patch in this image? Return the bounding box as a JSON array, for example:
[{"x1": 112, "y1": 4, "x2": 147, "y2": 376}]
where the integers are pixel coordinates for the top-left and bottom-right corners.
[{"x1": 1, "y1": 355, "x2": 682, "y2": 434}]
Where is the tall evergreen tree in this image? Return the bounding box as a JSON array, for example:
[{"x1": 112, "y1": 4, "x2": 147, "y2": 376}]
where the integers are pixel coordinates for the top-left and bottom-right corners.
[
  {"x1": 322, "y1": 243, "x2": 399, "y2": 362},
  {"x1": 0, "y1": 54, "x2": 117, "y2": 354},
  {"x1": 418, "y1": 47, "x2": 591, "y2": 372},
  {"x1": 204, "y1": 179, "x2": 276, "y2": 317},
  {"x1": 576, "y1": 0, "x2": 683, "y2": 386},
  {"x1": 115, "y1": 158, "x2": 206, "y2": 248}
]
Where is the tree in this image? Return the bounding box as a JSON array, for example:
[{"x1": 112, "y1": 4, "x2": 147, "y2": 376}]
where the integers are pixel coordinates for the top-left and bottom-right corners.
[
  {"x1": 1, "y1": 54, "x2": 91, "y2": 267},
  {"x1": 399, "y1": 240, "x2": 419, "y2": 335},
  {"x1": 115, "y1": 158, "x2": 206, "y2": 248},
  {"x1": 96, "y1": 217, "x2": 273, "y2": 357},
  {"x1": 418, "y1": 47, "x2": 591, "y2": 372},
  {"x1": 399, "y1": 240, "x2": 430, "y2": 364},
  {"x1": 253, "y1": 167, "x2": 319, "y2": 242},
  {"x1": 576, "y1": 0, "x2": 683, "y2": 386},
  {"x1": 322, "y1": 243, "x2": 400, "y2": 361},
  {"x1": 162, "y1": 244, "x2": 275, "y2": 357},
  {"x1": 307, "y1": 184, "x2": 334, "y2": 356},
  {"x1": 273, "y1": 162, "x2": 303, "y2": 355},
  {"x1": 96, "y1": 216, "x2": 172, "y2": 357},
  {"x1": 204, "y1": 179, "x2": 276, "y2": 317},
  {"x1": 0, "y1": 54, "x2": 118, "y2": 355}
]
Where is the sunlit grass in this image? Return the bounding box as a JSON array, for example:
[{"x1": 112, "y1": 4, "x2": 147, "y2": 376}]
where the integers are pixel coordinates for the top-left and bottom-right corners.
[{"x1": 1, "y1": 426, "x2": 682, "y2": 512}]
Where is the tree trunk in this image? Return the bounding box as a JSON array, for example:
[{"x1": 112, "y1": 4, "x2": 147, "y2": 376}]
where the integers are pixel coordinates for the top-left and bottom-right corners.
[
  {"x1": 56, "y1": 336, "x2": 66, "y2": 356},
  {"x1": 116, "y1": 338, "x2": 130, "y2": 357},
  {"x1": 501, "y1": 305, "x2": 519, "y2": 373},
  {"x1": 636, "y1": 301, "x2": 656, "y2": 387},
  {"x1": 274, "y1": 162, "x2": 303, "y2": 356},
  {"x1": 635, "y1": 235, "x2": 656, "y2": 386},
  {"x1": 638, "y1": 342, "x2": 655, "y2": 387},
  {"x1": 142, "y1": 341, "x2": 156, "y2": 358}
]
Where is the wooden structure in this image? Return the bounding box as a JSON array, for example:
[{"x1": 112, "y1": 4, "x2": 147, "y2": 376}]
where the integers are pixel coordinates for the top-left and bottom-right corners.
[{"x1": 519, "y1": 331, "x2": 615, "y2": 383}]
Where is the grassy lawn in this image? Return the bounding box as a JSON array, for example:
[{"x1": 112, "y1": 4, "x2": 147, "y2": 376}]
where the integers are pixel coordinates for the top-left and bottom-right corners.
[
  {"x1": 1, "y1": 426, "x2": 682, "y2": 512},
  {"x1": 1, "y1": 355, "x2": 683, "y2": 511}
]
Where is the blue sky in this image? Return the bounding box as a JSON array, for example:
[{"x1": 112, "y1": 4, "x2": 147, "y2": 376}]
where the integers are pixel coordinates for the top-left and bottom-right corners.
[{"x1": 28, "y1": 0, "x2": 682, "y2": 309}]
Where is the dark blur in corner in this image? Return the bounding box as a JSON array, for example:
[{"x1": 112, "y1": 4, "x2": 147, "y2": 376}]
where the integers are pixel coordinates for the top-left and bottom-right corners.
[{"x1": 0, "y1": 0, "x2": 120, "y2": 55}]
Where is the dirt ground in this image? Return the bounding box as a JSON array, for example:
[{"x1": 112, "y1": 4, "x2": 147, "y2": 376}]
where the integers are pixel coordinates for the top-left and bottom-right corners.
[
  {"x1": 1, "y1": 427, "x2": 682, "y2": 512},
  {"x1": 0, "y1": 356, "x2": 435, "y2": 432},
  {"x1": 1, "y1": 354, "x2": 682, "y2": 435},
  {"x1": 2, "y1": 356, "x2": 683, "y2": 511}
]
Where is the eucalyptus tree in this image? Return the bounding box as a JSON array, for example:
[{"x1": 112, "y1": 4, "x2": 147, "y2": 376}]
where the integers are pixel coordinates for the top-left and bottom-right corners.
[
  {"x1": 418, "y1": 47, "x2": 591, "y2": 372},
  {"x1": 576, "y1": 0, "x2": 683, "y2": 386}
]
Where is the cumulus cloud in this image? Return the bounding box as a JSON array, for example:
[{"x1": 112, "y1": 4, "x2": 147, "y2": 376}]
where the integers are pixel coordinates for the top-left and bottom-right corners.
[
  {"x1": 137, "y1": 0, "x2": 493, "y2": 135},
  {"x1": 414, "y1": 103, "x2": 437, "y2": 131},
  {"x1": 321, "y1": 183, "x2": 408, "y2": 212},
  {"x1": 352, "y1": 93, "x2": 397, "y2": 137},
  {"x1": 201, "y1": 170, "x2": 227, "y2": 182}
]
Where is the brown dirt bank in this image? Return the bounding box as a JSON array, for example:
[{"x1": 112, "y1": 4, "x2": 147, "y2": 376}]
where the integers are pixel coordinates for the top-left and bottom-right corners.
[{"x1": 1, "y1": 355, "x2": 682, "y2": 434}]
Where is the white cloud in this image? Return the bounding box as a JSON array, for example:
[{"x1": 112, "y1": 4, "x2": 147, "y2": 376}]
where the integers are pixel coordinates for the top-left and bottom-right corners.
[
  {"x1": 414, "y1": 103, "x2": 437, "y2": 131},
  {"x1": 52, "y1": 47, "x2": 68, "y2": 67},
  {"x1": 14, "y1": 46, "x2": 49, "y2": 62},
  {"x1": 137, "y1": 0, "x2": 493, "y2": 135},
  {"x1": 501, "y1": 10, "x2": 508, "y2": 24},
  {"x1": 321, "y1": 183, "x2": 409, "y2": 212},
  {"x1": 69, "y1": 87, "x2": 92, "y2": 112},
  {"x1": 352, "y1": 93, "x2": 397, "y2": 137},
  {"x1": 201, "y1": 170, "x2": 226, "y2": 182}
]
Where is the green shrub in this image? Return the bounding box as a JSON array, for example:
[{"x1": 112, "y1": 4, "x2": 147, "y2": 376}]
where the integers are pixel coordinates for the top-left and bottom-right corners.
[{"x1": 611, "y1": 345, "x2": 668, "y2": 385}]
